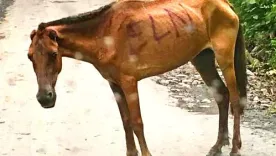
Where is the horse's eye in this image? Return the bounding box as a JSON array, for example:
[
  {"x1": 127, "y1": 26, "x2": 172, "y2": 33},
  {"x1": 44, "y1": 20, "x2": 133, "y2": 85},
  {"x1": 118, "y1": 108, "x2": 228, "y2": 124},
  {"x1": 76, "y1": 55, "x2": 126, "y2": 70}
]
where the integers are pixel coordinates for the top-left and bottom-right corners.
[{"x1": 51, "y1": 52, "x2": 58, "y2": 57}]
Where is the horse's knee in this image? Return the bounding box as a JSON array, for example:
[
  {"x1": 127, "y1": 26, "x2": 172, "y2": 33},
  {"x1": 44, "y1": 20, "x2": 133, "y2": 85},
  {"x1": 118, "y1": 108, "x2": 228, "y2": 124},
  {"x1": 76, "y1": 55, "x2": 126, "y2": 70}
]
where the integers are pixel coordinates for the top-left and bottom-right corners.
[
  {"x1": 217, "y1": 86, "x2": 229, "y2": 103},
  {"x1": 210, "y1": 80, "x2": 229, "y2": 104},
  {"x1": 122, "y1": 116, "x2": 132, "y2": 129},
  {"x1": 130, "y1": 118, "x2": 143, "y2": 132}
]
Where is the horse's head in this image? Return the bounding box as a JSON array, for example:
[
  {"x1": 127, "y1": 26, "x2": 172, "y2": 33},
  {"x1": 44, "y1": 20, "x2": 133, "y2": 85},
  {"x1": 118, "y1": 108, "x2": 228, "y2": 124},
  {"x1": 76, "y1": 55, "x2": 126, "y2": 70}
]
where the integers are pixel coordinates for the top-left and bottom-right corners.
[{"x1": 28, "y1": 25, "x2": 62, "y2": 108}]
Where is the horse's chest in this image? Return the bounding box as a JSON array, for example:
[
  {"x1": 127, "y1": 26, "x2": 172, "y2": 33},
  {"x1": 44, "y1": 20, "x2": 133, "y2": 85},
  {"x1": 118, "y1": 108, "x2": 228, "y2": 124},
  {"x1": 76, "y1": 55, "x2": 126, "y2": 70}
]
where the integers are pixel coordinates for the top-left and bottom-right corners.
[{"x1": 95, "y1": 65, "x2": 120, "y2": 83}]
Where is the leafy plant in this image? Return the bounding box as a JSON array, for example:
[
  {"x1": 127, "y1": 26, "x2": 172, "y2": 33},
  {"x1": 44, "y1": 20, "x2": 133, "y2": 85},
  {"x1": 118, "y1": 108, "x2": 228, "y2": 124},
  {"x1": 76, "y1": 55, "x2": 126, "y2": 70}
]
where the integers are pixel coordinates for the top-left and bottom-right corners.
[{"x1": 230, "y1": 0, "x2": 276, "y2": 68}]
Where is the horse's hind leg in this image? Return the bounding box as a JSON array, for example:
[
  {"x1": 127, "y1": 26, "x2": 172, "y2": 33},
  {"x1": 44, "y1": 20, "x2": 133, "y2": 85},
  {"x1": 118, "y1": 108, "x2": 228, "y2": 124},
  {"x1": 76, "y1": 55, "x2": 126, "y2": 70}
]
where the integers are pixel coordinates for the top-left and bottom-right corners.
[
  {"x1": 214, "y1": 44, "x2": 242, "y2": 156},
  {"x1": 109, "y1": 81, "x2": 139, "y2": 156},
  {"x1": 207, "y1": 3, "x2": 246, "y2": 154},
  {"x1": 191, "y1": 49, "x2": 230, "y2": 156},
  {"x1": 211, "y1": 22, "x2": 243, "y2": 156}
]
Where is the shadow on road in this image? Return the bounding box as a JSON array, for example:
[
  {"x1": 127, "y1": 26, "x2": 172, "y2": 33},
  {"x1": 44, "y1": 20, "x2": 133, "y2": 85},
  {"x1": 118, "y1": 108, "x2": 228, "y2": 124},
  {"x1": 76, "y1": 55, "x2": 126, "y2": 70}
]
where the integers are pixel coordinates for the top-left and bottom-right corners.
[
  {"x1": 0, "y1": 0, "x2": 15, "y2": 39},
  {"x1": 0, "y1": 0, "x2": 15, "y2": 21}
]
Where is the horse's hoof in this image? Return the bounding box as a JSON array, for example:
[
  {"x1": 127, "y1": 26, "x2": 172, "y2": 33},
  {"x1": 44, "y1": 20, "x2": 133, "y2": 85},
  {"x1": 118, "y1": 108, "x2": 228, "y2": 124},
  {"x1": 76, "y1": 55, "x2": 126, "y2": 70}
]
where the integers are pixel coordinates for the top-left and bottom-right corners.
[
  {"x1": 127, "y1": 149, "x2": 139, "y2": 156},
  {"x1": 230, "y1": 151, "x2": 241, "y2": 156},
  {"x1": 206, "y1": 148, "x2": 222, "y2": 156}
]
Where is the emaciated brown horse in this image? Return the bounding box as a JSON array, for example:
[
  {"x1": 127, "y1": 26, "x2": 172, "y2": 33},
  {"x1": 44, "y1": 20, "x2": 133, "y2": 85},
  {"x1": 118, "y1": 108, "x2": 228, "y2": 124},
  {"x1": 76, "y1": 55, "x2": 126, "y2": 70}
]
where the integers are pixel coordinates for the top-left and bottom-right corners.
[{"x1": 27, "y1": 0, "x2": 247, "y2": 156}]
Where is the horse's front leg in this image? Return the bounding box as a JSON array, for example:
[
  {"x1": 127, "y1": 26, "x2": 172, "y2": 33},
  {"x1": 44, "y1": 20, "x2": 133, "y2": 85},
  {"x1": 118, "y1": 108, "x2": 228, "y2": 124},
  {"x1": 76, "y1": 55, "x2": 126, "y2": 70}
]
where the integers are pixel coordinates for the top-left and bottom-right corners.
[
  {"x1": 120, "y1": 75, "x2": 152, "y2": 156},
  {"x1": 109, "y1": 81, "x2": 139, "y2": 156}
]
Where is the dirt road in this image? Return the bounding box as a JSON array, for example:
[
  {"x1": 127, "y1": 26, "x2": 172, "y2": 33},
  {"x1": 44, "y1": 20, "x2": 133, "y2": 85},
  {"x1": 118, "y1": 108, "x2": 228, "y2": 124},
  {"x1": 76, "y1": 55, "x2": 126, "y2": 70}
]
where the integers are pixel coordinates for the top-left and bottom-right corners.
[{"x1": 0, "y1": 0, "x2": 275, "y2": 156}]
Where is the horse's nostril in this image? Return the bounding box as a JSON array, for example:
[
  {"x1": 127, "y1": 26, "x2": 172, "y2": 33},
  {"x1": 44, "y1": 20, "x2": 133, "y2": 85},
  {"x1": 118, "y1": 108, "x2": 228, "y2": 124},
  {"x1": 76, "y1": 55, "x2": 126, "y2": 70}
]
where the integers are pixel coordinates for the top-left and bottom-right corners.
[{"x1": 47, "y1": 91, "x2": 54, "y2": 99}]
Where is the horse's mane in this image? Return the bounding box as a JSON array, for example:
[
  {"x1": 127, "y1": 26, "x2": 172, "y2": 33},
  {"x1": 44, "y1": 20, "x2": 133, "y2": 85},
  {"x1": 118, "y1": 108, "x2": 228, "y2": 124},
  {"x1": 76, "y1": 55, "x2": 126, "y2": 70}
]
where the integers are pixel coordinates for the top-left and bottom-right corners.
[{"x1": 38, "y1": 2, "x2": 115, "y2": 30}]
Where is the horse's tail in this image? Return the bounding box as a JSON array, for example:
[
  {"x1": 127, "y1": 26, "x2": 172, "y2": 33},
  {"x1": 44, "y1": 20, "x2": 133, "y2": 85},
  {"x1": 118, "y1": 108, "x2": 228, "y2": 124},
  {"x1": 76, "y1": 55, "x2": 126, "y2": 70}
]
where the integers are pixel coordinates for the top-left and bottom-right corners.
[
  {"x1": 235, "y1": 24, "x2": 247, "y2": 98},
  {"x1": 233, "y1": 14, "x2": 247, "y2": 114}
]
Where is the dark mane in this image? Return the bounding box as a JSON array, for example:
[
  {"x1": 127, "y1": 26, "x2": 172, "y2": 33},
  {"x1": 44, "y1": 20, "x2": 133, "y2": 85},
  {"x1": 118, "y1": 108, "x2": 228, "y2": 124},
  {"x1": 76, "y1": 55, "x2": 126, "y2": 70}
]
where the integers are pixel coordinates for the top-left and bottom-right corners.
[{"x1": 38, "y1": 2, "x2": 115, "y2": 30}]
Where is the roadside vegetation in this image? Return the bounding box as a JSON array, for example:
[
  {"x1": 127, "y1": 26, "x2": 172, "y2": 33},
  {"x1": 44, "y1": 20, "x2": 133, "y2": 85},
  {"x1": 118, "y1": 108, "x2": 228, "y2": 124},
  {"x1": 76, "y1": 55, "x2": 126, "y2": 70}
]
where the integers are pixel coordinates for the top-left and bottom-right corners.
[
  {"x1": 230, "y1": 0, "x2": 276, "y2": 114},
  {"x1": 230, "y1": 0, "x2": 276, "y2": 69}
]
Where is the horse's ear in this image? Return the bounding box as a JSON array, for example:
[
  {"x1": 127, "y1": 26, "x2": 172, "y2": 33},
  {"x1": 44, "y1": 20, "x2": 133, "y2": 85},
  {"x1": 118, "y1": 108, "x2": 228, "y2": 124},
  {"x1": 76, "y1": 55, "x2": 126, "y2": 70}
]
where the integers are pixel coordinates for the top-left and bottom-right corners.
[
  {"x1": 48, "y1": 29, "x2": 59, "y2": 42},
  {"x1": 30, "y1": 30, "x2": 36, "y2": 40}
]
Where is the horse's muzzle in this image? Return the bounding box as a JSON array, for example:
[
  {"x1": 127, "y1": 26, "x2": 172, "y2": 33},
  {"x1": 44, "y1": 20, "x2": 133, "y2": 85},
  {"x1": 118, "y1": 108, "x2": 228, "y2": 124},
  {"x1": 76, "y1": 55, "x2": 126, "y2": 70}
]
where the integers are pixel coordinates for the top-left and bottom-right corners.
[{"x1": 36, "y1": 89, "x2": 56, "y2": 108}]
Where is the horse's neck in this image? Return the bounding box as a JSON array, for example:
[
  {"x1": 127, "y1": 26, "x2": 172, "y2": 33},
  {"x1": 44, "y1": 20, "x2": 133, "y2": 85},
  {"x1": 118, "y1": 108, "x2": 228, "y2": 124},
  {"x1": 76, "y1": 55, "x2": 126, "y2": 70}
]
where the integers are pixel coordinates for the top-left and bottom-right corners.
[
  {"x1": 51, "y1": 16, "x2": 105, "y2": 63},
  {"x1": 57, "y1": 28, "x2": 100, "y2": 63}
]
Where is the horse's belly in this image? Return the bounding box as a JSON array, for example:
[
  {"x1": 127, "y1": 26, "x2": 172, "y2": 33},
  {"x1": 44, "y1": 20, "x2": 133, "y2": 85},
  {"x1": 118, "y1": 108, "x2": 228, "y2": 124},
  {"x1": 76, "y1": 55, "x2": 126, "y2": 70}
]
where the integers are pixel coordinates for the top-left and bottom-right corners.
[
  {"x1": 121, "y1": 32, "x2": 209, "y2": 79},
  {"x1": 140, "y1": 43, "x2": 208, "y2": 79}
]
